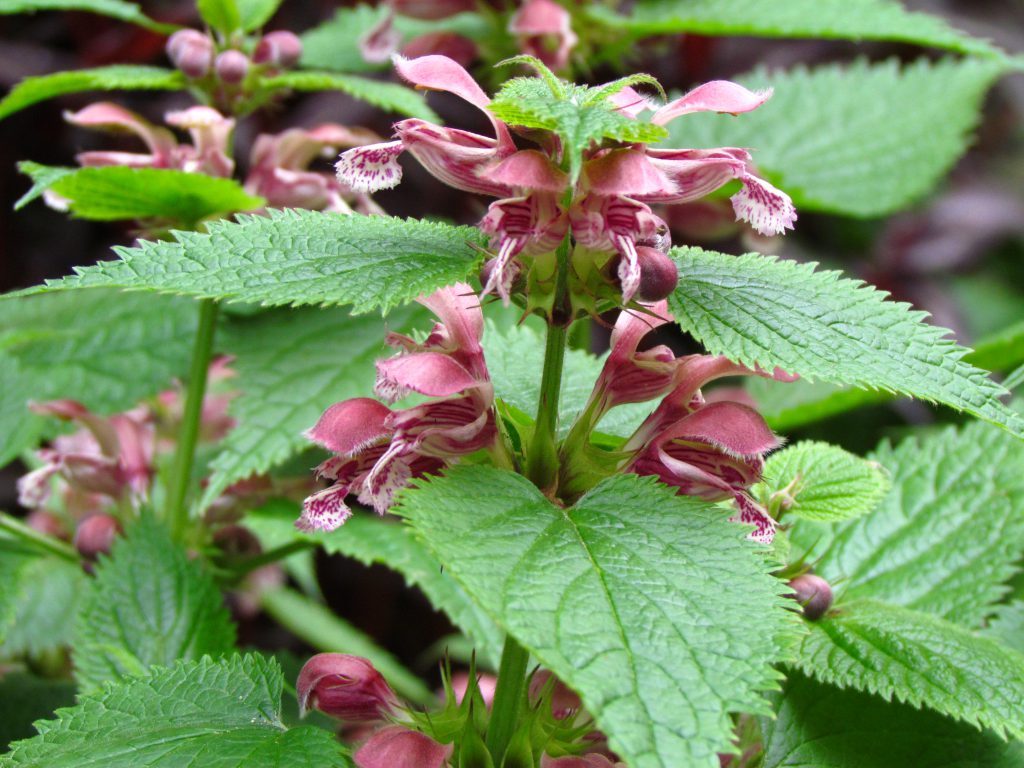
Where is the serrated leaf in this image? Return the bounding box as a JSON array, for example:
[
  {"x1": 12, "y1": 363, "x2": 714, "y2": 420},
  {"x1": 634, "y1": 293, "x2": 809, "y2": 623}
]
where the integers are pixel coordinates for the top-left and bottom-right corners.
[
  {"x1": 0, "y1": 674, "x2": 77, "y2": 751},
  {"x1": 590, "y1": 0, "x2": 1005, "y2": 58},
  {"x1": 666, "y1": 58, "x2": 1006, "y2": 217},
  {"x1": 761, "y1": 671, "x2": 1024, "y2": 768},
  {"x1": 197, "y1": 0, "x2": 241, "y2": 34},
  {"x1": 73, "y1": 516, "x2": 236, "y2": 692},
  {"x1": 758, "y1": 441, "x2": 889, "y2": 522},
  {"x1": 2, "y1": 557, "x2": 86, "y2": 657},
  {"x1": 400, "y1": 468, "x2": 797, "y2": 768},
  {"x1": 984, "y1": 602, "x2": 1024, "y2": 656},
  {"x1": 668, "y1": 247, "x2": 1024, "y2": 438},
  {"x1": 790, "y1": 420, "x2": 1024, "y2": 626},
  {"x1": 2, "y1": 654, "x2": 352, "y2": 767},
  {"x1": 0, "y1": 65, "x2": 185, "y2": 121},
  {"x1": 205, "y1": 305, "x2": 423, "y2": 507},
  {"x1": 235, "y1": 0, "x2": 281, "y2": 30},
  {"x1": 22, "y1": 164, "x2": 264, "y2": 224},
  {"x1": 0, "y1": 290, "x2": 197, "y2": 469},
  {"x1": 0, "y1": 0, "x2": 175, "y2": 34},
  {"x1": 796, "y1": 599, "x2": 1024, "y2": 739},
  {"x1": 25, "y1": 210, "x2": 485, "y2": 314},
  {"x1": 262, "y1": 72, "x2": 439, "y2": 121}
]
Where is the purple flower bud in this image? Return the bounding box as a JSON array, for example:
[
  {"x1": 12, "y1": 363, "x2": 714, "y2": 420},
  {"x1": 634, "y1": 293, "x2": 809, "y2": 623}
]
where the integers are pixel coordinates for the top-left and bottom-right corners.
[
  {"x1": 166, "y1": 29, "x2": 214, "y2": 79},
  {"x1": 296, "y1": 653, "x2": 398, "y2": 721},
  {"x1": 635, "y1": 246, "x2": 679, "y2": 302},
  {"x1": 74, "y1": 514, "x2": 122, "y2": 560},
  {"x1": 215, "y1": 49, "x2": 249, "y2": 85},
  {"x1": 355, "y1": 726, "x2": 452, "y2": 768},
  {"x1": 253, "y1": 31, "x2": 303, "y2": 68},
  {"x1": 788, "y1": 573, "x2": 833, "y2": 621}
]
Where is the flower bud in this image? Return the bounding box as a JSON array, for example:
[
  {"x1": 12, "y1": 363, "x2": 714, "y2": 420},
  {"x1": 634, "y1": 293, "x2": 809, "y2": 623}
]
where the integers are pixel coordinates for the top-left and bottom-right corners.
[
  {"x1": 297, "y1": 653, "x2": 397, "y2": 721},
  {"x1": 635, "y1": 246, "x2": 679, "y2": 302},
  {"x1": 354, "y1": 726, "x2": 452, "y2": 768},
  {"x1": 74, "y1": 514, "x2": 122, "y2": 560},
  {"x1": 253, "y1": 31, "x2": 303, "y2": 68},
  {"x1": 166, "y1": 29, "x2": 214, "y2": 79},
  {"x1": 215, "y1": 49, "x2": 249, "y2": 85},
  {"x1": 787, "y1": 573, "x2": 833, "y2": 621}
]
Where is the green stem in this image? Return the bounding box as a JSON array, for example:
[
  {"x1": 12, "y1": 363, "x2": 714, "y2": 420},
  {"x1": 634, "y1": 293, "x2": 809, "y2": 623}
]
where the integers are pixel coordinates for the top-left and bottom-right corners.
[
  {"x1": 231, "y1": 539, "x2": 313, "y2": 576},
  {"x1": 524, "y1": 322, "x2": 568, "y2": 489},
  {"x1": 0, "y1": 511, "x2": 78, "y2": 562},
  {"x1": 167, "y1": 298, "x2": 219, "y2": 540},
  {"x1": 485, "y1": 635, "x2": 531, "y2": 760}
]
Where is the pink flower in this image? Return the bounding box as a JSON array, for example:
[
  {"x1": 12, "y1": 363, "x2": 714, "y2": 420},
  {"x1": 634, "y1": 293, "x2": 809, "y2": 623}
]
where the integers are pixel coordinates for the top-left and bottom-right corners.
[
  {"x1": 298, "y1": 283, "x2": 496, "y2": 532},
  {"x1": 509, "y1": 0, "x2": 578, "y2": 71},
  {"x1": 336, "y1": 56, "x2": 795, "y2": 306},
  {"x1": 541, "y1": 756, "x2": 624, "y2": 768},
  {"x1": 297, "y1": 654, "x2": 399, "y2": 722},
  {"x1": 354, "y1": 725, "x2": 453, "y2": 768}
]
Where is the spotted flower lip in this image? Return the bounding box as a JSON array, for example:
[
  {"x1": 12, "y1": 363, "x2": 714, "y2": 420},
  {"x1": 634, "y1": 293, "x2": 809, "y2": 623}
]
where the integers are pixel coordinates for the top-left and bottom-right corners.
[{"x1": 335, "y1": 55, "x2": 796, "y2": 306}]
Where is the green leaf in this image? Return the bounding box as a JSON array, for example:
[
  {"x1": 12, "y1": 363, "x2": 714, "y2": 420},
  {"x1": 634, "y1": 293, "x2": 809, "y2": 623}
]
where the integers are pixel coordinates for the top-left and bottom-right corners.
[
  {"x1": 235, "y1": 0, "x2": 281, "y2": 30},
  {"x1": 590, "y1": 0, "x2": 1005, "y2": 58},
  {"x1": 22, "y1": 164, "x2": 264, "y2": 224},
  {"x1": 0, "y1": 290, "x2": 198, "y2": 469},
  {"x1": 668, "y1": 247, "x2": 1024, "y2": 438},
  {"x1": 197, "y1": 0, "x2": 241, "y2": 34},
  {"x1": 0, "y1": 544, "x2": 41, "y2": 647},
  {"x1": 27, "y1": 210, "x2": 486, "y2": 314},
  {"x1": 1, "y1": 654, "x2": 352, "y2": 767},
  {"x1": 0, "y1": 674, "x2": 77, "y2": 751},
  {"x1": 791, "y1": 420, "x2": 1024, "y2": 626},
  {"x1": 14, "y1": 161, "x2": 74, "y2": 210},
  {"x1": 2, "y1": 557, "x2": 86, "y2": 657},
  {"x1": 489, "y1": 77, "x2": 667, "y2": 182},
  {"x1": 666, "y1": 58, "x2": 1006, "y2": 217},
  {"x1": 757, "y1": 441, "x2": 889, "y2": 522},
  {"x1": 984, "y1": 602, "x2": 1024, "y2": 656},
  {"x1": 796, "y1": 599, "x2": 1024, "y2": 739},
  {"x1": 262, "y1": 72, "x2": 439, "y2": 121},
  {"x1": 400, "y1": 468, "x2": 797, "y2": 768},
  {"x1": 761, "y1": 671, "x2": 1024, "y2": 768},
  {"x1": 0, "y1": 0, "x2": 175, "y2": 34},
  {"x1": 73, "y1": 516, "x2": 236, "y2": 692},
  {"x1": 0, "y1": 65, "x2": 185, "y2": 121}
]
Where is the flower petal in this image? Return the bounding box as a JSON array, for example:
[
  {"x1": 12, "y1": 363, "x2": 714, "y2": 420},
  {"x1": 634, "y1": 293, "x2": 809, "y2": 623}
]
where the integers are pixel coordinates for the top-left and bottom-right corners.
[
  {"x1": 297, "y1": 484, "x2": 353, "y2": 532},
  {"x1": 305, "y1": 398, "x2": 393, "y2": 456},
  {"x1": 354, "y1": 726, "x2": 453, "y2": 768},
  {"x1": 491, "y1": 150, "x2": 568, "y2": 192},
  {"x1": 335, "y1": 141, "x2": 405, "y2": 193},
  {"x1": 731, "y1": 173, "x2": 798, "y2": 236},
  {"x1": 360, "y1": 12, "x2": 401, "y2": 64},
  {"x1": 729, "y1": 493, "x2": 776, "y2": 544},
  {"x1": 661, "y1": 400, "x2": 780, "y2": 458},
  {"x1": 639, "y1": 147, "x2": 749, "y2": 205},
  {"x1": 652, "y1": 80, "x2": 773, "y2": 126},
  {"x1": 375, "y1": 352, "x2": 479, "y2": 402},
  {"x1": 64, "y1": 102, "x2": 178, "y2": 160},
  {"x1": 584, "y1": 149, "x2": 673, "y2": 198},
  {"x1": 394, "y1": 120, "x2": 513, "y2": 196}
]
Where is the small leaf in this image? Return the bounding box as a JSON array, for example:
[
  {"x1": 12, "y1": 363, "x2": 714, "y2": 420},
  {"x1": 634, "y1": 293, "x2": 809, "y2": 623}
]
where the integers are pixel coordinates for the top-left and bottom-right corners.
[
  {"x1": 73, "y1": 516, "x2": 237, "y2": 692},
  {"x1": 761, "y1": 671, "x2": 1024, "y2": 768},
  {"x1": 796, "y1": 599, "x2": 1024, "y2": 739},
  {"x1": 0, "y1": 65, "x2": 185, "y2": 121},
  {"x1": 758, "y1": 441, "x2": 889, "y2": 522},
  {"x1": 262, "y1": 72, "x2": 439, "y2": 121},
  {"x1": 400, "y1": 468, "x2": 797, "y2": 768},
  {"x1": 668, "y1": 247, "x2": 1024, "y2": 438},
  {"x1": 0, "y1": 0, "x2": 175, "y2": 34},
  {"x1": 197, "y1": 0, "x2": 241, "y2": 34},
  {"x1": 2, "y1": 655, "x2": 353, "y2": 767},
  {"x1": 23, "y1": 210, "x2": 486, "y2": 315},
  {"x1": 235, "y1": 0, "x2": 280, "y2": 31}
]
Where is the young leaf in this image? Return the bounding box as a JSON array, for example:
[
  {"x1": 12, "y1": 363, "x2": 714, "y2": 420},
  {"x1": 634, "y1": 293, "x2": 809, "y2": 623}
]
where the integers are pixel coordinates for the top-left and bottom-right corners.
[
  {"x1": 1, "y1": 655, "x2": 353, "y2": 767},
  {"x1": 0, "y1": 65, "x2": 185, "y2": 121},
  {"x1": 668, "y1": 247, "x2": 1024, "y2": 438},
  {"x1": 26, "y1": 210, "x2": 486, "y2": 314},
  {"x1": 796, "y1": 599, "x2": 1024, "y2": 739},
  {"x1": 1, "y1": 557, "x2": 86, "y2": 657},
  {"x1": 761, "y1": 671, "x2": 1024, "y2": 768},
  {"x1": 399, "y1": 468, "x2": 798, "y2": 768},
  {"x1": 21, "y1": 165, "x2": 264, "y2": 224},
  {"x1": 73, "y1": 516, "x2": 237, "y2": 692},
  {"x1": 235, "y1": 0, "x2": 281, "y2": 31},
  {"x1": 197, "y1": 0, "x2": 241, "y2": 35},
  {"x1": 757, "y1": 441, "x2": 889, "y2": 522},
  {"x1": 261, "y1": 72, "x2": 439, "y2": 121},
  {"x1": 0, "y1": 290, "x2": 198, "y2": 469},
  {"x1": 589, "y1": 0, "x2": 1005, "y2": 59},
  {"x1": 668, "y1": 58, "x2": 1006, "y2": 217},
  {"x1": 0, "y1": 0, "x2": 175, "y2": 34},
  {"x1": 790, "y1": 420, "x2": 1024, "y2": 626}
]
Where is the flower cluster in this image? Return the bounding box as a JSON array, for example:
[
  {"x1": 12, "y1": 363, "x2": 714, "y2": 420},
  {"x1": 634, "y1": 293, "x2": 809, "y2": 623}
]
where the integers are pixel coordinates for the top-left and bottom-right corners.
[
  {"x1": 336, "y1": 55, "x2": 795, "y2": 309},
  {"x1": 298, "y1": 284, "x2": 498, "y2": 532}
]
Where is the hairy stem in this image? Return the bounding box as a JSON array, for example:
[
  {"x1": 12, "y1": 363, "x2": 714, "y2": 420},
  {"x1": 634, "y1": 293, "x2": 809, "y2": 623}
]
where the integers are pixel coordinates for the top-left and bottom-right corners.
[
  {"x1": 485, "y1": 634, "x2": 531, "y2": 760},
  {"x1": 0, "y1": 511, "x2": 79, "y2": 562},
  {"x1": 167, "y1": 298, "x2": 219, "y2": 540}
]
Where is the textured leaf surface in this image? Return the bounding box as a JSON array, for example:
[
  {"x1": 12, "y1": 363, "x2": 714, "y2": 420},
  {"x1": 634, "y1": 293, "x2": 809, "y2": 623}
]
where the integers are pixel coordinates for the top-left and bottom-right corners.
[
  {"x1": 22, "y1": 164, "x2": 264, "y2": 224},
  {"x1": 32, "y1": 210, "x2": 485, "y2": 313},
  {"x1": 400, "y1": 468, "x2": 796, "y2": 768},
  {"x1": 666, "y1": 59, "x2": 1006, "y2": 217},
  {"x1": 796, "y1": 600, "x2": 1024, "y2": 739},
  {"x1": 0, "y1": 290, "x2": 197, "y2": 468},
  {"x1": 1, "y1": 557, "x2": 85, "y2": 657},
  {"x1": 73, "y1": 516, "x2": 236, "y2": 692},
  {"x1": 668, "y1": 247, "x2": 1024, "y2": 438},
  {"x1": 0, "y1": 0, "x2": 174, "y2": 33},
  {"x1": 262, "y1": 72, "x2": 438, "y2": 120},
  {"x1": 790, "y1": 420, "x2": 1024, "y2": 626},
  {"x1": 590, "y1": 0, "x2": 1005, "y2": 57},
  {"x1": 1, "y1": 655, "x2": 352, "y2": 767},
  {"x1": 758, "y1": 441, "x2": 888, "y2": 522},
  {"x1": 761, "y1": 671, "x2": 1024, "y2": 768},
  {"x1": 0, "y1": 65, "x2": 184, "y2": 121}
]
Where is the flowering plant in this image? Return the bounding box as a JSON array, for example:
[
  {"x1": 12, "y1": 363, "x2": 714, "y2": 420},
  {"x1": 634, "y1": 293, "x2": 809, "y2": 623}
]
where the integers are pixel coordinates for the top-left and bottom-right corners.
[{"x1": 2, "y1": 2, "x2": 1024, "y2": 768}]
